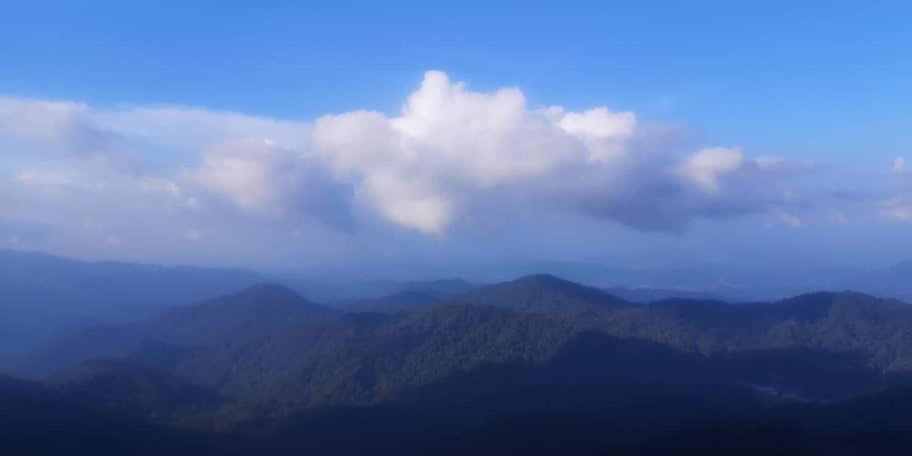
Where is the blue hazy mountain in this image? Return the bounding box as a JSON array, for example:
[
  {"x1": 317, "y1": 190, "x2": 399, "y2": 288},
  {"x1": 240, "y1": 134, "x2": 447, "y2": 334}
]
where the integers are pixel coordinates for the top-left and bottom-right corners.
[{"x1": 0, "y1": 250, "x2": 264, "y2": 367}]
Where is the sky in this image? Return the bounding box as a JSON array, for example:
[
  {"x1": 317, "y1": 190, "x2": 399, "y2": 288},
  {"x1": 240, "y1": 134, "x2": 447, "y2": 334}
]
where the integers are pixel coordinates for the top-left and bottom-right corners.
[{"x1": 1, "y1": 1, "x2": 911, "y2": 279}]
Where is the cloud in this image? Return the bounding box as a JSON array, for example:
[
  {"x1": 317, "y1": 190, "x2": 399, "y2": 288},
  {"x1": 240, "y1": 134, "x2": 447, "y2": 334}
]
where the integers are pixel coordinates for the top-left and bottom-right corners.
[
  {"x1": 775, "y1": 210, "x2": 803, "y2": 228},
  {"x1": 893, "y1": 157, "x2": 908, "y2": 174},
  {"x1": 0, "y1": 70, "x2": 815, "y2": 267},
  {"x1": 16, "y1": 170, "x2": 76, "y2": 189},
  {"x1": 677, "y1": 147, "x2": 744, "y2": 193},
  {"x1": 880, "y1": 197, "x2": 912, "y2": 222},
  {"x1": 182, "y1": 138, "x2": 354, "y2": 229},
  {"x1": 313, "y1": 71, "x2": 798, "y2": 233}
]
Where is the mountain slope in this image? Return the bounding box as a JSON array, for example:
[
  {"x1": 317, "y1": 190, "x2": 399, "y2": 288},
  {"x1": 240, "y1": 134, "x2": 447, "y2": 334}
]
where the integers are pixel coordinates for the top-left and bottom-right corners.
[
  {"x1": 50, "y1": 359, "x2": 225, "y2": 420},
  {"x1": 448, "y1": 274, "x2": 634, "y2": 316},
  {"x1": 0, "y1": 250, "x2": 264, "y2": 364},
  {"x1": 341, "y1": 291, "x2": 443, "y2": 313},
  {"x1": 22, "y1": 284, "x2": 333, "y2": 377}
]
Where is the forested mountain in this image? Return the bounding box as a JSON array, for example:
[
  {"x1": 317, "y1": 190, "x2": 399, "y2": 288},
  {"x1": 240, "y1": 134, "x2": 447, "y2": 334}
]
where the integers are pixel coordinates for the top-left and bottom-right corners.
[
  {"x1": 337, "y1": 278, "x2": 474, "y2": 313},
  {"x1": 340, "y1": 291, "x2": 444, "y2": 313},
  {"x1": 602, "y1": 286, "x2": 726, "y2": 303},
  {"x1": 448, "y1": 274, "x2": 634, "y2": 315},
  {"x1": 7, "y1": 274, "x2": 912, "y2": 454}
]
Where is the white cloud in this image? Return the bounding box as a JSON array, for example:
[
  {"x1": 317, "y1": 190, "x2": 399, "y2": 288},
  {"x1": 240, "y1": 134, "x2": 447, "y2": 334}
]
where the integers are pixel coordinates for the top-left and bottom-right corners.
[
  {"x1": 775, "y1": 210, "x2": 803, "y2": 228},
  {"x1": 2, "y1": 71, "x2": 808, "y2": 249},
  {"x1": 893, "y1": 157, "x2": 908, "y2": 174},
  {"x1": 677, "y1": 147, "x2": 744, "y2": 193},
  {"x1": 0, "y1": 97, "x2": 87, "y2": 144},
  {"x1": 881, "y1": 197, "x2": 912, "y2": 222},
  {"x1": 16, "y1": 170, "x2": 76, "y2": 189},
  {"x1": 555, "y1": 106, "x2": 637, "y2": 162},
  {"x1": 312, "y1": 71, "x2": 790, "y2": 234},
  {"x1": 186, "y1": 139, "x2": 299, "y2": 216}
]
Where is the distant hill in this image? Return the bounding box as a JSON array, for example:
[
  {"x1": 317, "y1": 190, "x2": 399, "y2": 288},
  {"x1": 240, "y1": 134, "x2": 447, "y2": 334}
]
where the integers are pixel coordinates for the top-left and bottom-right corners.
[
  {"x1": 338, "y1": 278, "x2": 473, "y2": 313},
  {"x1": 21, "y1": 283, "x2": 333, "y2": 377},
  {"x1": 0, "y1": 250, "x2": 264, "y2": 364},
  {"x1": 602, "y1": 286, "x2": 727, "y2": 303},
  {"x1": 396, "y1": 278, "x2": 473, "y2": 295},
  {"x1": 447, "y1": 274, "x2": 634, "y2": 316},
  {"x1": 341, "y1": 291, "x2": 444, "y2": 313}
]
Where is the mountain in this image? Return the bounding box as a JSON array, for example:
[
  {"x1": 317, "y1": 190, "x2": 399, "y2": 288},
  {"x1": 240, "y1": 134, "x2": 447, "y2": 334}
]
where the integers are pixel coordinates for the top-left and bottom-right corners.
[
  {"x1": 338, "y1": 278, "x2": 473, "y2": 313},
  {"x1": 12, "y1": 274, "x2": 912, "y2": 454},
  {"x1": 448, "y1": 274, "x2": 634, "y2": 316},
  {"x1": 143, "y1": 283, "x2": 333, "y2": 346},
  {"x1": 5, "y1": 371, "x2": 912, "y2": 455},
  {"x1": 50, "y1": 359, "x2": 225, "y2": 420},
  {"x1": 341, "y1": 291, "x2": 444, "y2": 313},
  {"x1": 29, "y1": 276, "x2": 912, "y2": 401},
  {"x1": 0, "y1": 375, "x2": 245, "y2": 455},
  {"x1": 396, "y1": 278, "x2": 474, "y2": 296},
  {"x1": 603, "y1": 286, "x2": 727, "y2": 303},
  {"x1": 0, "y1": 250, "x2": 264, "y2": 365},
  {"x1": 21, "y1": 283, "x2": 333, "y2": 377}
]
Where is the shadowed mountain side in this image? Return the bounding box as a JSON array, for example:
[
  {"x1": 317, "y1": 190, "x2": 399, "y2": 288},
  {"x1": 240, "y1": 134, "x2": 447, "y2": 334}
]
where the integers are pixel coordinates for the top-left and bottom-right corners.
[
  {"x1": 0, "y1": 376, "x2": 244, "y2": 456},
  {"x1": 444, "y1": 277, "x2": 912, "y2": 379},
  {"x1": 219, "y1": 333, "x2": 906, "y2": 455},
  {"x1": 50, "y1": 359, "x2": 227, "y2": 421},
  {"x1": 159, "y1": 304, "x2": 581, "y2": 409},
  {"x1": 214, "y1": 331, "x2": 763, "y2": 455},
  {"x1": 589, "y1": 292, "x2": 912, "y2": 374}
]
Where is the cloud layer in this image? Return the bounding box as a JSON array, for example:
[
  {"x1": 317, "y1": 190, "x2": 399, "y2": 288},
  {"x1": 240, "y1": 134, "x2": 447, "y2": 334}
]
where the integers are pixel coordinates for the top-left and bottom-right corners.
[{"x1": 1, "y1": 71, "x2": 828, "y2": 266}]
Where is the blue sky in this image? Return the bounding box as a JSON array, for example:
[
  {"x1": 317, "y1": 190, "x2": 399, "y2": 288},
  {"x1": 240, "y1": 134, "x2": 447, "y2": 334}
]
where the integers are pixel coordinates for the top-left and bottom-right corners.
[{"x1": 1, "y1": 1, "x2": 911, "y2": 277}]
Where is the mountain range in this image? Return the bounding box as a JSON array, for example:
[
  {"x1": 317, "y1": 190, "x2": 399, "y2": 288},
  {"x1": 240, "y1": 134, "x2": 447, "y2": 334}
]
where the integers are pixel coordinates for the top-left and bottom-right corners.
[
  {"x1": 6, "y1": 252, "x2": 912, "y2": 453},
  {"x1": 0, "y1": 275, "x2": 912, "y2": 454}
]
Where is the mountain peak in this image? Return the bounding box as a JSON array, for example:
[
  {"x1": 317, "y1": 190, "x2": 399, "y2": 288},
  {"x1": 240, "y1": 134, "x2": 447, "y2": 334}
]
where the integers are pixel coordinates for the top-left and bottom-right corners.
[
  {"x1": 145, "y1": 283, "x2": 334, "y2": 347},
  {"x1": 450, "y1": 274, "x2": 632, "y2": 315},
  {"x1": 233, "y1": 282, "x2": 303, "y2": 300},
  {"x1": 512, "y1": 273, "x2": 572, "y2": 285}
]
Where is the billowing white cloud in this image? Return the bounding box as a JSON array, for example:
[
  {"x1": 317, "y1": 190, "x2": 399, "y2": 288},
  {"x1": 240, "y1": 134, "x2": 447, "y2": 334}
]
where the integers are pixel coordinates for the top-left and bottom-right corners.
[
  {"x1": 677, "y1": 147, "x2": 745, "y2": 193},
  {"x1": 182, "y1": 138, "x2": 354, "y2": 228},
  {"x1": 313, "y1": 71, "x2": 795, "y2": 233},
  {"x1": 0, "y1": 70, "x2": 815, "y2": 266}
]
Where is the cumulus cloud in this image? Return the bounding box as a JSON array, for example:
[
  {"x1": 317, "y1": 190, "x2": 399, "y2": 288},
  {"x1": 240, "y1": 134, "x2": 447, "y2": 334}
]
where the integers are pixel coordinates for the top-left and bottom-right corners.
[
  {"x1": 313, "y1": 71, "x2": 797, "y2": 233},
  {"x1": 678, "y1": 147, "x2": 745, "y2": 193},
  {"x1": 1, "y1": 70, "x2": 813, "y2": 264},
  {"x1": 182, "y1": 138, "x2": 354, "y2": 228},
  {"x1": 880, "y1": 157, "x2": 912, "y2": 223}
]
